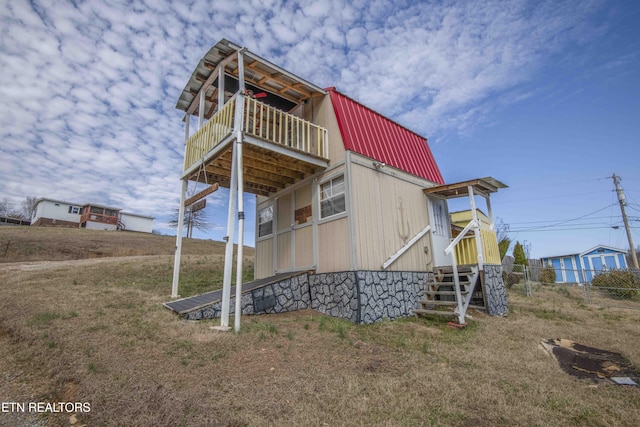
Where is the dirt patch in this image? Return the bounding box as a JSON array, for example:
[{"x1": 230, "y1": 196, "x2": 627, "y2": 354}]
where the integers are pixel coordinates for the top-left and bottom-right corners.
[{"x1": 541, "y1": 338, "x2": 639, "y2": 384}]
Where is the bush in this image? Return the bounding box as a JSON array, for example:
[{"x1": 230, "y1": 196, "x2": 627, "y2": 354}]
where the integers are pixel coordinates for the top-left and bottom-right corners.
[
  {"x1": 591, "y1": 270, "x2": 640, "y2": 299},
  {"x1": 539, "y1": 266, "x2": 556, "y2": 284},
  {"x1": 502, "y1": 271, "x2": 522, "y2": 289}
]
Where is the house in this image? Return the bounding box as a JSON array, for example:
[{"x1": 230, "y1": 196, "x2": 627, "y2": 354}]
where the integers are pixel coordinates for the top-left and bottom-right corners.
[
  {"x1": 541, "y1": 245, "x2": 629, "y2": 283},
  {"x1": 166, "y1": 39, "x2": 509, "y2": 328},
  {"x1": 30, "y1": 198, "x2": 154, "y2": 233}
]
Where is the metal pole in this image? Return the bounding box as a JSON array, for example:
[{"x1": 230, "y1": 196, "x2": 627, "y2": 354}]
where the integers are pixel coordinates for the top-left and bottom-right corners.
[
  {"x1": 234, "y1": 135, "x2": 244, "y2": 332},
  {"x1": 171, "y1": 179, "x2": 188, "y2": 298},
  {"x1": 613, "y1": 174, "x2": 639, "y2": 269},
  {"x1": 233, "y1": 48, "x2": 246, "y2": 332},
  {"x1": 171, "y1": 114, "x2": 191, "y2": 298},
  {"x1": 220, "y1": 145, "x2": 238, "y2": 328}
]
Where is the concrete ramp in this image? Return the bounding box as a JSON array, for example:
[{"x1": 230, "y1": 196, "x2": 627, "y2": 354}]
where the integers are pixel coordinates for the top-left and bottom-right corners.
[{"x1": 163, "y1": 271, "x2": 309, "y2": 315}]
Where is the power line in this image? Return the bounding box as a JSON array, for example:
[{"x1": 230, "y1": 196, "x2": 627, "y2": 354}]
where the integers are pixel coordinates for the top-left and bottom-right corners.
[
  {"x1": 498, "y1": 190, "x2": 611, "y2": 204},
  {"x1": 509, "y1": 204, "x2": 615, "y2": 232}
]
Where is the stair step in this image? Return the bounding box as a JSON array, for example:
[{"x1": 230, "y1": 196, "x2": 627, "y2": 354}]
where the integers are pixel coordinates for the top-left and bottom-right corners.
[
  {"x1": 434, "y1": 266, "x2": 475, "y2": 274},
  {"x1": 413, "y1": 308, "x2": 457, "y2": 317},
  {"x1": 420, "y1": 300, "x2": 458, "y2": 307},
  {"x1": 425, "y1": 290, "x2": 468, "y2": 296}
]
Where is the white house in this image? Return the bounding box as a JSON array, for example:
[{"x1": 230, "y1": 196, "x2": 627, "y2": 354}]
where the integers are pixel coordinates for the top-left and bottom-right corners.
[{"x1": 30, "y1": 198, "x2": 154, "y2": 233}]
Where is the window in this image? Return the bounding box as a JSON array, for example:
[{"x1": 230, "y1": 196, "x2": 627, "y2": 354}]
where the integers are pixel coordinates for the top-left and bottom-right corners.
[
  {"x1": 68, "y1": 206, "x2": 80, "y2": 215},
  {"x1": 90, "y1": 206, "x2": 103, "y2": 214},
  {"x1": 105, "y1": 209, "x2": 118, "y2": 217},
  {"x1": 433, "y1": 203, "x2": 445, "y2": 236},
  {"x1": 257, "y1": 205, "x2": 273, "y2": 237},
  {"x1": 320, "y1": 175, "x2": 346, "y2": 219}
]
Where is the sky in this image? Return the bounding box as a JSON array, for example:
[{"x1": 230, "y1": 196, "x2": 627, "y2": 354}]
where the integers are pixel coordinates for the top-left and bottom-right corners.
[{"x1": 1, "y1": 0, "x2": 639, "y2": 259}]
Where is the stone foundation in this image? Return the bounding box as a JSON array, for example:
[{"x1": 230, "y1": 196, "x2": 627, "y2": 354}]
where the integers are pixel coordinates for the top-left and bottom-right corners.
[
  {"x1": 483, "y1": 264, "x2": 509, "y2": 316},
  {"x1": 184, "y1": 270, "x2": 430, "y2": 324},
  {"x1": 182, "y1": 267, "x2": 507, "y2": 323}
]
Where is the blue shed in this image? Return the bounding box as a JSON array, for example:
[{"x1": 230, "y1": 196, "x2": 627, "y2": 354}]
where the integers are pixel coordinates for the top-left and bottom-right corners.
[{"x1": 540, "y1": 245, "x2": 629, "y2": 284}]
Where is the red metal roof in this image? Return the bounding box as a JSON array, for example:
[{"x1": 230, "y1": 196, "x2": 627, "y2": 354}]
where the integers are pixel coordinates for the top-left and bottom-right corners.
[{"x1": 327, "y1": 88, "x2": 444, "y2": 185}]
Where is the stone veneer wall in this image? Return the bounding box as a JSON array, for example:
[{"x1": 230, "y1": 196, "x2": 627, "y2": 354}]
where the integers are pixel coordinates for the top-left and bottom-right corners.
[
  {"x1": 184, "y1": 274, "x2": 311, "y2": 321},
  {"x1": 482, "y1": 264, "x2": 509, "y2": 316},
  {"x1": 182, "y1": 268, "x2": 508, "y2": 323},
  {"x1": 356, "y1": 271, "x2": 428, "y2": 324},
  {"x1": 184, "y1": 270, "x2": 430, "y2": 324}
]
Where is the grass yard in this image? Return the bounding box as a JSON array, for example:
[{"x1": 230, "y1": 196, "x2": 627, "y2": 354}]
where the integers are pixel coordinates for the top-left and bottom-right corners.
[{"x1": 1, "y1": 227, "x2": 639, "y2": 426}]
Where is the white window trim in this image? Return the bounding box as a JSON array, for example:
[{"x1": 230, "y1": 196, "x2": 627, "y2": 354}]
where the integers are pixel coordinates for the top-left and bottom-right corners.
[
  {"x1": 257, "y1": 204, "x2": 274, "y2": 239},
  {"x1": 319, "y1": 174, "x2": 346, "y2": 220}
]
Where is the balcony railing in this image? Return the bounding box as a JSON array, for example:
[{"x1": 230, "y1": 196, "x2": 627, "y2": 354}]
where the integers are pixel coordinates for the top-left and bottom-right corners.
[
  {"x1": 184, "y1": 95, "x2": 328, "y2": 172},
  {"x1": 184, "y1": 97, "x2": 236, "y2": 171},
  {"x1": 454, "y1": 228, "x2": 501, "y2": 265}
]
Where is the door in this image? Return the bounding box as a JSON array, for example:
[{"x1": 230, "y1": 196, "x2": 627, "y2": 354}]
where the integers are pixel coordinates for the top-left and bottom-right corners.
[
  {"x1": 428, "y1": 196, "x2": 451, "y2": 267},
  {"x1": 562, "y1": 257, "x2": 576, "y2": 282}
]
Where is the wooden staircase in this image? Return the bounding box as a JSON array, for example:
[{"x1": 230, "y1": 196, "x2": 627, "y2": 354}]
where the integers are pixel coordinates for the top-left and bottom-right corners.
[{"x1": 414, "y1": 265, "x2": 485, "y2": 322}]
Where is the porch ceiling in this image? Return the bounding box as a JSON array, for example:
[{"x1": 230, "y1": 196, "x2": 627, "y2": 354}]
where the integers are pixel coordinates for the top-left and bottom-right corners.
[
  {"x1": 184, "y1": 138, "x2": 327, "y2": 197},
  {"x1": 176, "y1": 39, "x2": 326, "y2": 120},
  {"x1": 423, "y1": 177, "x2": 508, "y2": 199}
]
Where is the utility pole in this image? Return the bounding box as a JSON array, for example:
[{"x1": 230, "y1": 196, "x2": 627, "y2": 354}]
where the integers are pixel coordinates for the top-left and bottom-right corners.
[{"x1": 612, "y1": 174, "x2": 639, "y2": 269}]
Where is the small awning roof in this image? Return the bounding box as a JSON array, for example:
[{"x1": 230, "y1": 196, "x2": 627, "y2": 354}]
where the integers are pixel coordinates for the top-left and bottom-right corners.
[
  {"x1": 423, "y1": 177, "x2": 507, "y2": 198},
  {"x1": 176, "y1": 39, "x2": 326, "y2": 119}
]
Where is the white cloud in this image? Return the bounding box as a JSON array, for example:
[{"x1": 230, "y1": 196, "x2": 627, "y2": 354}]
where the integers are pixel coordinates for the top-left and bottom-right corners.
[{"x1": 0, "y1": 0, "x2": 616, "y2": 240}]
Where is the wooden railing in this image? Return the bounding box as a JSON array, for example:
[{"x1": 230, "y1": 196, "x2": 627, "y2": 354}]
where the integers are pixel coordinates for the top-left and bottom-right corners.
[
  {"x1": 184, "y1": 97, "x2": 236, "y2": 171},
  {"x1": 243, "y1": 97, "x2": 327, "y2": 158},
  {"x1": 454, "y1": 228, "x2": 501, "y2": 265},
  {"x1": 184, "y1": 95, "x2": 328, "y2": 173}
]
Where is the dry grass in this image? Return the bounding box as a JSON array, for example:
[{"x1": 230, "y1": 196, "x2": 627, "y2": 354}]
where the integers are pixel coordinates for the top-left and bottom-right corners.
[
  {"x1": 0, "y1": 226, "x2": 254, "y2": 263},
  {"x1": 1, "y1": 229, "x2": 639, "y2": 426}
]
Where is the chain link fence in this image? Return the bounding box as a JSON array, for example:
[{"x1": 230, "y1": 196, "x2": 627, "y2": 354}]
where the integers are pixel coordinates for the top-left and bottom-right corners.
[{"x1": 503, "y1": 263, "x2": 640, "y2": 309}]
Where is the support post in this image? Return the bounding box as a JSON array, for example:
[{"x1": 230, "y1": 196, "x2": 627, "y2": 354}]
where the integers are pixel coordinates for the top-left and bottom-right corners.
[
  {"x1": 233, "y1": 49, "x2": 246, "y2": 332},
  {"x1": 198, "y1": 89, "x2": 205, "y2": 128},
  {"x1": 450, "y1": 251, "x2": 466, "y2": 325},
  {"x1": 171, "y1": 114, "x2": 191, "y2": 298},
  {"x1": 234, "y1": 135, "x2": 245, "y2": 332},
  {"x1": 171, "y1": 179, "x2": 188, "y2": 298},
  {"x1": 218, "y1": 65, "x2": 225, "y2": 112},
  {"x1": 220, "y1": 141, "x2": 238, "y2": 328},
  {"x1": 613, "y1": 174, "x2": 639, "y2": 269},
  {"x1": 468, "y1": 185, "x2": 484, "y2": 270}
]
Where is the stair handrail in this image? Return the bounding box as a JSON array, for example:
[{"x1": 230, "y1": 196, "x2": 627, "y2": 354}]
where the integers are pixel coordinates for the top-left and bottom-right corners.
[
  {"x1": 382, "y1": 225, "x2": 431, "y2": 269},
  {"x1": 444, "y1": 218, "x2": 478, "y2": 324},
  {"x1": 444, "y1": 219, "x2": 477, "y2": 255}
]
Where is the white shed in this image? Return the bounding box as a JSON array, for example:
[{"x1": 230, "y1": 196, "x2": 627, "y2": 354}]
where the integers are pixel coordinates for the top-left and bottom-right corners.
[{"x1": 119, "y1": 212, "x2": 154, "y2": 233}]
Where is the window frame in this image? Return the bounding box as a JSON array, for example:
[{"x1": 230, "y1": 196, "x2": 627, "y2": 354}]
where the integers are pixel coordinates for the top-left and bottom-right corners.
[
  {"x1": 319, "y1": 174, "x2": 346, "y2": 220},
  {"x1": 257, "y1": 204, "x2": 274, "y2": 238}
]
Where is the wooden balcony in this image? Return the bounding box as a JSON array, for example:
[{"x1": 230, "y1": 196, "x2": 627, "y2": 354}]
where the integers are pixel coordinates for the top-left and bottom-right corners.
[
  {"x1": 183, "y1": 95, "x2": 329, "y2": 196},
  {"x1": 454, "y1": 228, "x2": 501, "y2": 265}
]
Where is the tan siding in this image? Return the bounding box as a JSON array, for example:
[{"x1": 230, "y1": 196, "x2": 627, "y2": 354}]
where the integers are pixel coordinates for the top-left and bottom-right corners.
[
  {"x1": 277, "y1": 231, "x2": 292, "y2": 271},
  {"x1": 255, "y1": 238, "x2": 274, "y2": 279},
  {"x1": 277, "y1": 193, "x2": 291, "y2": 232},
  {"x1": 294, "y1": 225, "x2": 314, "y2": 268},
  {"x1": 351, "y1": 162, "x2": 431, "y2": 271},
  {"x1": 314, "y1": 95, "x2": 346, "y2": 165},
  {"x1": 317, "y1": 217, "x2": 350, "y2": 272}
]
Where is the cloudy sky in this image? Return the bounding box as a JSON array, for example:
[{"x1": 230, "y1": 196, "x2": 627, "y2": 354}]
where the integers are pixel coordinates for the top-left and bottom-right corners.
[{"x1": 1, "y1": 0, "x2": 639, "y2": 258}]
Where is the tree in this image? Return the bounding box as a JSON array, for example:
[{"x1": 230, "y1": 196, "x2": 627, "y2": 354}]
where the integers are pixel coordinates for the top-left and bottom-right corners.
[
  {"x1": 513, "y1": 241, "x2": 528, "y2": 266},
  {"x1": 168, "y1": 205, "x2": 211, "y2": 238},
  {"x1": 0, "y1": 197, "x2": 21, "y2": 220},
  {"x1": 495, "y1": 217, "x2": 511, "y2": 261},
  {"x1": 21, "y1": 196, "x2": 38, "y2": 221}
]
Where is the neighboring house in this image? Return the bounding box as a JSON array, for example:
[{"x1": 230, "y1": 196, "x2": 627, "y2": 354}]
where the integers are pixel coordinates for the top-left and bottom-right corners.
[
  {"x1": 31, "y1": 198, "x2": 154, "y2": 233},
  {"x1": 541, "y1": 245, "x2": 629, "y2": 284},
  {"x1": 119, "y1": 212, "x2": 155, "y2": 233},
  {"x1": 167, "y1": 39, "x2": 509, "y2": 326}
]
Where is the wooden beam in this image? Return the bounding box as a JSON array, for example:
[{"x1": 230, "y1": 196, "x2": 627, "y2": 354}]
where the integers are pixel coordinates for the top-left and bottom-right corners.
[{"x1": 184, "y1": 183, "x2": 219, "y2": 207}]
